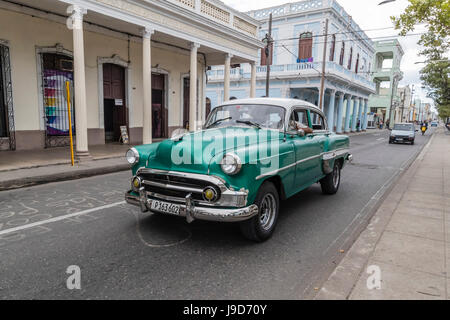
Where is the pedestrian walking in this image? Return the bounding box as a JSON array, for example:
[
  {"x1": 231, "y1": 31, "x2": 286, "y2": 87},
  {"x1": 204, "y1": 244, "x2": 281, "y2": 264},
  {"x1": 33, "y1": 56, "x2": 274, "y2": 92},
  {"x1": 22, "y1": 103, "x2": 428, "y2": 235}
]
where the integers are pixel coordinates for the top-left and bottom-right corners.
[{"x1": 386, "y1": 119, "x2": 390, "y2": 130}]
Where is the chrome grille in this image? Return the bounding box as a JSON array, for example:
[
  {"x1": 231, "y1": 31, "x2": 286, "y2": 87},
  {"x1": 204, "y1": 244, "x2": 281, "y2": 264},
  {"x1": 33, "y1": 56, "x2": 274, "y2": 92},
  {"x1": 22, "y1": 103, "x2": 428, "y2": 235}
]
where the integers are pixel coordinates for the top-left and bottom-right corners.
[{"x1": 138, "y1": 172, "x2": 221, "y2": 202}]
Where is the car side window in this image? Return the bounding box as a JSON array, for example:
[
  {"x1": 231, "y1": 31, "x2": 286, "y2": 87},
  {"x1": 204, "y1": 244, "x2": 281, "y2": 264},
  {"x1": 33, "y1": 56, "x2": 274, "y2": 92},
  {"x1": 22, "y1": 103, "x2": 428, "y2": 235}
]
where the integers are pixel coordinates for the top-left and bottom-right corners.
[
  {"x1": 310, "y1": 111, "x2": 326, "y2": 130},
  {"x1": 288, "y1": 109, "x2": 308, "y2": 132}
]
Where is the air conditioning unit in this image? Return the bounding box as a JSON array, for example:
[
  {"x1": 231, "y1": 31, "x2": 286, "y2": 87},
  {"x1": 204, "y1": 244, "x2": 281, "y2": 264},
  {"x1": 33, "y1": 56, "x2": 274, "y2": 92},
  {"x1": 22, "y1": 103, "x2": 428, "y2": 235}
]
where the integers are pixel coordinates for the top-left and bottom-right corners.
[{"x1": 59, "y1": 59, "x2": 74, "y2": 72}]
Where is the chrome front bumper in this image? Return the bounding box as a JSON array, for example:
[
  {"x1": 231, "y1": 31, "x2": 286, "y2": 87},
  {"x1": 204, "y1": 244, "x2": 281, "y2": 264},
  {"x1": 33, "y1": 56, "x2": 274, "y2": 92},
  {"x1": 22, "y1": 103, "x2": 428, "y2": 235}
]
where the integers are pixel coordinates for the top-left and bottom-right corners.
[{"x1": 125, "y1": 190, "x2": 258, "y2": 223}]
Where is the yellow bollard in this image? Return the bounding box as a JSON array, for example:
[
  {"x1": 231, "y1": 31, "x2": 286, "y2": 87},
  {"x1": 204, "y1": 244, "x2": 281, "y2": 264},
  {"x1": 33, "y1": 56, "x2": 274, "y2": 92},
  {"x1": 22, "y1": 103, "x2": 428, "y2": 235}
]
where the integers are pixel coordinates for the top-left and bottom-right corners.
[{"x1": 65, "y1": 81, "x2": 74, "y2": 166}]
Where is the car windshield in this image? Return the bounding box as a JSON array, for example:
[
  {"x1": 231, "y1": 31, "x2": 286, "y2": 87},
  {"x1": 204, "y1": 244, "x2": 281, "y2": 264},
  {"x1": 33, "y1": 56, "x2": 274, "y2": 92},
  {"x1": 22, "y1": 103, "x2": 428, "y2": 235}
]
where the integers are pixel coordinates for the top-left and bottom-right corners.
[
  {"x1": 393, "y1": 124, "x2": 414, "y2": 131},
  {"x1": 205, "y1": 104, "x2": 285, "y2": 130}
]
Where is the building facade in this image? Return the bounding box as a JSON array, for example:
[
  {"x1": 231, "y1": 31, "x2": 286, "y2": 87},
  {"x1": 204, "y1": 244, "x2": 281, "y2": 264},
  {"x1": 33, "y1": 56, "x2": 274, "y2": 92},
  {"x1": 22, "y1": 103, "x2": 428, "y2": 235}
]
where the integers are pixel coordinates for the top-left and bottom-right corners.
[
  {"x1": 368, "y1": 39, "x2": 404, "y2": 127},
  {"x1": 0, "y1": 0, "x2": 261, "y2": 155},
  {"x1": 395, "y1": 85, "x2": 412, "y2": 123},
  {"x1": 206, "y1": 0, "x2": 376, "y2": 133}
]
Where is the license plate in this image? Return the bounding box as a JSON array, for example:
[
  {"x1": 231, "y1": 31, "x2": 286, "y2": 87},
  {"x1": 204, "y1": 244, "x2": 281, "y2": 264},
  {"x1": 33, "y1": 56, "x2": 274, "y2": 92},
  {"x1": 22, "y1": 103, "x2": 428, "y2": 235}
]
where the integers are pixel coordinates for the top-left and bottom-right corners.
[
  {"x1": 150, "y1": 200, "x2": 180, "y2": 215},
  {"x1": 397, "y1": 138, "x2": 403, "y2": 141}
]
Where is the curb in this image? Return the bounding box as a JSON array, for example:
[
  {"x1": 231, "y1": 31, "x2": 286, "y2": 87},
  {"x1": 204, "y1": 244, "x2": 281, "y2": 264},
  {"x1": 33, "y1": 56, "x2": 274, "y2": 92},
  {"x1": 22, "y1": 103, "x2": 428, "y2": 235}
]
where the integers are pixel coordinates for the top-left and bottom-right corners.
[
  {"x1": 313, "y1": 130, "x2": 437, "y2": 300},
  {"x1": 0, "y1": 163, "x2": 130, "y2": 191}
]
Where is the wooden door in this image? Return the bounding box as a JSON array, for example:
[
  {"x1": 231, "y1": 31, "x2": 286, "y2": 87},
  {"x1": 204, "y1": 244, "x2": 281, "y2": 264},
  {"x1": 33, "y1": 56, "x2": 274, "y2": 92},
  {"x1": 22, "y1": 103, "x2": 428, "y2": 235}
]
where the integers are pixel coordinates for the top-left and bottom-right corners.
[
  {"x1": 103, "y1": 64, "x2": 126, "y2": 142},
  {"x1": 183, "y1": 77, "x2": 189, "y2": 129}
]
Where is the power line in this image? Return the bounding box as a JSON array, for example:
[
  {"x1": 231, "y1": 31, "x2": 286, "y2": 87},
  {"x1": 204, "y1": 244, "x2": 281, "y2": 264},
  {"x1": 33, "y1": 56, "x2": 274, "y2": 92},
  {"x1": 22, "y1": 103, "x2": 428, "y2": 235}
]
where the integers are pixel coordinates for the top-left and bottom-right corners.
[{"x1": 273, "y1": 32, "x2": 427, "y2": 47}]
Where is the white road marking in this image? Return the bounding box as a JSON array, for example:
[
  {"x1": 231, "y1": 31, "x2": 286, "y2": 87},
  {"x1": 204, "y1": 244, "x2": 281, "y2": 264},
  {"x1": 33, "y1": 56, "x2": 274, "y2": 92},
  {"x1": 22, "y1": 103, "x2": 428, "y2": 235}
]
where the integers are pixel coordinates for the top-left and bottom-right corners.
[
  {"x1": 0, "y1": 201, "x2": 125, "y2": 236},
  {"x1": 376, "y1": 138, "x2": 384, "y2": 141}
]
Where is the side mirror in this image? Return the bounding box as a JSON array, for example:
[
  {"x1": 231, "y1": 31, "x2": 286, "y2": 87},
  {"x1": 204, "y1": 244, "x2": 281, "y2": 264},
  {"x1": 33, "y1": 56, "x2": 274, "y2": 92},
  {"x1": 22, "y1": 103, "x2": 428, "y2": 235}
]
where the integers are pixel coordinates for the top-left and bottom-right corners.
[{"x1": 297, "y1": 129, "x2": 305, "y2": 137}]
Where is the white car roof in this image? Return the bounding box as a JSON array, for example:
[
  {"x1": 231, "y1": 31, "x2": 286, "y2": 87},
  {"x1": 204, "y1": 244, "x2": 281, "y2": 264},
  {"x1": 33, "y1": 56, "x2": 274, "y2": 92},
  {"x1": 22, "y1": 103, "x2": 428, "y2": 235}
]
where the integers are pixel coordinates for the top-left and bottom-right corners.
[{"x1": 220, "y1": 98, "x2": 321, "y2": 111}]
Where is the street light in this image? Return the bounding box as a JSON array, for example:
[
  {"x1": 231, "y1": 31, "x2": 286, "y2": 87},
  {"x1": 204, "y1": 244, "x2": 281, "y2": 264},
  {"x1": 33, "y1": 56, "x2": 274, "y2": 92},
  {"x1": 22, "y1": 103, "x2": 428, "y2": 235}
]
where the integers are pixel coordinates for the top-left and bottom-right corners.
[{"x1": 378, "y1": 0, "x2": 396, "y2": 5}]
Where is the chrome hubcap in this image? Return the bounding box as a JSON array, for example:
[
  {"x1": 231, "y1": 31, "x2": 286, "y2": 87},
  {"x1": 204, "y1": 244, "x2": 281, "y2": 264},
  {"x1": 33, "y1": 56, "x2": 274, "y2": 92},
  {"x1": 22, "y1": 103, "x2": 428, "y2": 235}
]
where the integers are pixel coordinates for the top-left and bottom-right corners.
[
  {"x1": 333, "y1": 166, "x2": 340, "y2": 189},
  {"x1": 259, "y1": 193, "x2": 277, "y2": 231}
]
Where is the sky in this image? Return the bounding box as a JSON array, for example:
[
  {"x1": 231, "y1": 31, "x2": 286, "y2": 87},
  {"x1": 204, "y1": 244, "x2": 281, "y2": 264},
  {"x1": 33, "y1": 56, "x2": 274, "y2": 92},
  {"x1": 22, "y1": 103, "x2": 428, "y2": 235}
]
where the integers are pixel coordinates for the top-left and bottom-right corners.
[{"x1": 222, "y1": 0, "x2": 433, "y2": 104}]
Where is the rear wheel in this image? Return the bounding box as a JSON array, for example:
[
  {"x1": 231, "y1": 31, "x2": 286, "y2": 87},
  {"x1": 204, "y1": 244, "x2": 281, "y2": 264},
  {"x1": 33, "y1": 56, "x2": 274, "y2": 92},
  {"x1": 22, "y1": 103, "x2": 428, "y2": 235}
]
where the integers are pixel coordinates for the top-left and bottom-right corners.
[
  {"x1": 239, "y1": 182, "x2": 279, "y2": 242},
  {"x1": 320, "y1": 161, "x2": 341, "y2": 195}
]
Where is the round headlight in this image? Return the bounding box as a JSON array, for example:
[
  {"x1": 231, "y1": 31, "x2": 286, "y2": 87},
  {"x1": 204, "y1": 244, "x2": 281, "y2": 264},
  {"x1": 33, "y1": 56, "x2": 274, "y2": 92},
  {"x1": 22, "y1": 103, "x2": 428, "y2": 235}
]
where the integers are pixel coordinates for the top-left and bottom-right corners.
[
  {"x1": 220, "y1": 153, "x2": 242, "y2": 176},
  {"x1": 126, "y1": 148, "x2": 139, "y2": 165}
]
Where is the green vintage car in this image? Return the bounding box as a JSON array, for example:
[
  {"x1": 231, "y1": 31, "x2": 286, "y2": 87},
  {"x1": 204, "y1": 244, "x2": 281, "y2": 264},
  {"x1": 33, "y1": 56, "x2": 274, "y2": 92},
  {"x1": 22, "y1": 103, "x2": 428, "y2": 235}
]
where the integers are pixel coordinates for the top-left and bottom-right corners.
[{"x1": 125, "y1": 98, "x2": 352, "y2": 242}]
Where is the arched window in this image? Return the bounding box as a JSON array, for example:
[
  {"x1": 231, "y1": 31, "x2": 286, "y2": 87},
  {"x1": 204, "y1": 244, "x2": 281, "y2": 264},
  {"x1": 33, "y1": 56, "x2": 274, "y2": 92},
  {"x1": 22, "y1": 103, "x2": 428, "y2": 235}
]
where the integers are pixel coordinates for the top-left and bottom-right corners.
[
  {"x1": 339, "y1": 41, "x2": 345, "y2": 65},
  {"x1": 347, "y1": 47, "x2": 353, "y2": 70},
  {"x1": 355, "y1": 53, "x2": 360, "y2": 73},
  {"x1": 329, "y1": 34, "x2": 336, "y2": 61},
  {"x1": 298, "y1": 32, "x2": 313, "y2": 61}
]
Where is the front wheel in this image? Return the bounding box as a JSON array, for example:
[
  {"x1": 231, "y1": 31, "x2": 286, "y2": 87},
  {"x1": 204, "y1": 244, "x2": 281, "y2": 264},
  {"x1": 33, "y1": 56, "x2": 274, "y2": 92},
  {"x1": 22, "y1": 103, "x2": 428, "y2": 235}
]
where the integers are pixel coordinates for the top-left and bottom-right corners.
[
  {"x1": 239, "y1": 182, "x2": 279, "y2": 242},
  {"x1": 320, "y1": 161, "x2": 341, "y2": 195}
]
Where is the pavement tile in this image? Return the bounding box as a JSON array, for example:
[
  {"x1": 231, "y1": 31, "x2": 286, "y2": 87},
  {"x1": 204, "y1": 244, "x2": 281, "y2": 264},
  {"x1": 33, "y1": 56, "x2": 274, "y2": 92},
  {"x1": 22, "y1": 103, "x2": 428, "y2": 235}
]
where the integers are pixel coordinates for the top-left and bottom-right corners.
[
  {"x1": 386, "y1": 213, "x2": 444, "y2": 242},
  {"x1": 349, "y1": 260, "x2": 446, "y2": 300},
  {"x1": 401, "y1": 191, "x2": 445, "y2": 204},
  {"x1": 372, "y1": 231, "x2": 446, "y2": 276},
  {"x1": 398, "y1": 199, "x2": 445, "y2": 212},
  {"x1": 394, "y1": 206, "x2": 443, "y2": 220}
]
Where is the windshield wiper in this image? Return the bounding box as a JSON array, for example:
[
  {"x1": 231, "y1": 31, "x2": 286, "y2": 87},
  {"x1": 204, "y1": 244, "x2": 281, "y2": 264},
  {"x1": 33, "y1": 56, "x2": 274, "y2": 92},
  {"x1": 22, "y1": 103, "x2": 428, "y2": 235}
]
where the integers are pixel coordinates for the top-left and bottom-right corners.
[
  {"x1": 236, "y1": 120, "x2": 261, "y2": 129},
  {"x1": 206, "y1": 117, "x2": 232, "y2": 128}
]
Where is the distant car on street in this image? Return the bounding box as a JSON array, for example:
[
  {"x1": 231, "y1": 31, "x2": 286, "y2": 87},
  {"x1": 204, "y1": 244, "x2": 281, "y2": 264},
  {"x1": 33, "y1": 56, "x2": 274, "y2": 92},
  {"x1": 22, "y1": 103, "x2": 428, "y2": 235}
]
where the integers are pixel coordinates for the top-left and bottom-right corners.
[
  {"x1": 389, "y1": 123, "x2": 418, "y2": 145},
  {"x1": 431, "y1": 121, "x2": 438, "y2": 127}
]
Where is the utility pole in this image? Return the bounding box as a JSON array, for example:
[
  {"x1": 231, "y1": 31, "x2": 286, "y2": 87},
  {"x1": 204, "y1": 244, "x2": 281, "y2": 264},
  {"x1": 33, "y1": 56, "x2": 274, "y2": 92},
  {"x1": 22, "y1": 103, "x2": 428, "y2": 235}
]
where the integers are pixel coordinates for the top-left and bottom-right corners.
[
  {"x1": 265, "y1": 13, "x2": 273, "y2": 97},
  {"x1": 319, "y1": 18, "x2": 329, "y2": 111}
]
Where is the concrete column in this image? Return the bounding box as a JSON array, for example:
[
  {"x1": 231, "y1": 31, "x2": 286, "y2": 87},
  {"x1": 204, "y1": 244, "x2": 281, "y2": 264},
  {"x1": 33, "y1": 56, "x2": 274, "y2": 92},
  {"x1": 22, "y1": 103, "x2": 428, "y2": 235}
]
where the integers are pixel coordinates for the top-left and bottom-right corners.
[
  {"x1": 356, "y1": 98, "x2": 363, "y2": 132},
  {"x1": 336, "y1": 93, "x2": 345, "y2": 133},
  {"x1": 250, "y1": 62, "x2": 256, "y2": 98},
  {"x1": 327, "y1": 90, "x2": 336, "y2": 132},
  {"x1": 358, "y1": 98, "x2": 364, "y2": 131},
  {"x1": 67, "y1": 5, "x2": 90, "y2": 159},
  {"x1": 351, "y1": 97, "x2": 359, "y2": 132},
  {"x1": 224, "y1": 53, "x2": 232, "y2": 101},
  {"x1": 142, "y1": 27, "x2": 154, "y2": 144},
  {"x1": 362, "y1": 99, "x2": 369, "y2": 130},
  {"x1": 190, "y1": 43, "x2": 200, "y2": 131},
  {"x1": 344, "y1": 95, "x2": 352, "y2": 133}
]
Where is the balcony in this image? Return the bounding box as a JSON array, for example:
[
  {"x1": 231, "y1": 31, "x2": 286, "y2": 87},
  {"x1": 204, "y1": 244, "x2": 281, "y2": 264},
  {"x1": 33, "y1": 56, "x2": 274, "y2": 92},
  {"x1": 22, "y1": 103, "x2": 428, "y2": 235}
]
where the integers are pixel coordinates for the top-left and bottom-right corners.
[
  {"x1": 168, "y1": 0, "x2": 259, "y2": 37},
  {"x1": 207, "y1": 61, "x2": 376, "y2": 92}
]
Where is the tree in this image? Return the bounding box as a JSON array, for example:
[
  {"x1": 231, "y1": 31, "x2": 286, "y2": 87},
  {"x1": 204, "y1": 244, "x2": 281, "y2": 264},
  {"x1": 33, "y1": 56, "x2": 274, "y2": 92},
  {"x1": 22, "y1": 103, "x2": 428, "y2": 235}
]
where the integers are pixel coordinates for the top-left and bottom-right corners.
[{"x1": 391, "y1": 0, "x2": 450, "y2": 119}]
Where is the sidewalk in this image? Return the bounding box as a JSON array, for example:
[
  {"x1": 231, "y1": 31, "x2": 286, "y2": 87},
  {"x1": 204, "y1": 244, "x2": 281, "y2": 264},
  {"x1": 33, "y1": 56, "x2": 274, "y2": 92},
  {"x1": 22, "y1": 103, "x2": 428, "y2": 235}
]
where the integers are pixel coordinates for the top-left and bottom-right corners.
[
  {"x1": 0, "y1": 144, "x2": 131, "y2": 191},
  {"x1": 316, "y1": 127, "x2": 450, "y2": 300}
]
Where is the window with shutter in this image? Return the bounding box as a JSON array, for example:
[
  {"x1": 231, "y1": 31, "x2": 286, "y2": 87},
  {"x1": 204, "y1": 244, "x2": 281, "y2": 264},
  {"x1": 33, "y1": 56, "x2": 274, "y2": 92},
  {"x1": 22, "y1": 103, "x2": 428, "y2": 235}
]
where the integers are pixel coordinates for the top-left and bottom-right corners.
[
  {"x1": 329, "y1": 34, "x2": 336, "y2": 61},
  {"x1": 298, "y1": 32, "x2": 313, "y2": 60},
  {"x1": 348, "y1": 47, "x2": 353, "y2": 70},
  {"x1": 339, "y1": 42, "x2": 345, "y2": 65},
  {"x1": 260, "y1": 42, "x2": 273, "y2": 66},
  {"x1": 355, "y1": 53, "x2": 360, "y2": 73}
]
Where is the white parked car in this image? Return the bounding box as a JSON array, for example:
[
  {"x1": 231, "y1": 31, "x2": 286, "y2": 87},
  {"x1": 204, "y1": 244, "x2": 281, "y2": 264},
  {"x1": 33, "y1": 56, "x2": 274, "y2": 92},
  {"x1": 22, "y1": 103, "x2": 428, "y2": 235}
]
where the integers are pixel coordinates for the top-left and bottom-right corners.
[{"x1": 389, "y1": 123, "x2": 418, "y2": 145}]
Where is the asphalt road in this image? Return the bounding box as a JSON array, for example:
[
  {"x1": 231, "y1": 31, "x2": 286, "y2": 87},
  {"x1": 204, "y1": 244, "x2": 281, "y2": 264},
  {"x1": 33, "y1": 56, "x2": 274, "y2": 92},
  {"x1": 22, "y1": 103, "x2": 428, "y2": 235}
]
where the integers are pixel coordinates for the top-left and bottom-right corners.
[{"x1": 0, "y1": 128, "x2": 434, "y2": 299}]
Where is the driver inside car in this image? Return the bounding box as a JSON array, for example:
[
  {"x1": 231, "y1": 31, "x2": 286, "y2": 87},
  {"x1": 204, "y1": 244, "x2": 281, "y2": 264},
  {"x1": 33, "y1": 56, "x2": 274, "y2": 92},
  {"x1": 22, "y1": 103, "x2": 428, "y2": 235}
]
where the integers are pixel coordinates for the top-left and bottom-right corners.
[{"x1": 289, "y1": 119, "x2": 314, "y2": 134}]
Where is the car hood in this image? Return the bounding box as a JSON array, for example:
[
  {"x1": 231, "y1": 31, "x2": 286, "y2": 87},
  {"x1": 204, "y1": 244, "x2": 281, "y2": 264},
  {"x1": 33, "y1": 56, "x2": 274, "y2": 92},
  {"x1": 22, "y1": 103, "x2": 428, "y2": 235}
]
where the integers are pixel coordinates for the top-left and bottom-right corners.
[
  {"x1": 145, "y1": 126, "x2": 283, "y2": 174},
  {"x1": 392, "y1": 129, "x2": 414, "y2": 136}
]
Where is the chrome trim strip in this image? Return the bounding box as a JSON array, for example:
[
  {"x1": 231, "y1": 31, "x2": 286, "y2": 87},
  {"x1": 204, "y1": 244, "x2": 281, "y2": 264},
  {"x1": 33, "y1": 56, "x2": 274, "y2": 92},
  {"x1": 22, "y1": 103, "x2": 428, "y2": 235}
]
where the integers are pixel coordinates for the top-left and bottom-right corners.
[
  {"x1": 255, "y1": 148, "x2": 350, "y2": 180},
  {"x1": 142, "y1": 179, "x2": 203, "y2": 194}
]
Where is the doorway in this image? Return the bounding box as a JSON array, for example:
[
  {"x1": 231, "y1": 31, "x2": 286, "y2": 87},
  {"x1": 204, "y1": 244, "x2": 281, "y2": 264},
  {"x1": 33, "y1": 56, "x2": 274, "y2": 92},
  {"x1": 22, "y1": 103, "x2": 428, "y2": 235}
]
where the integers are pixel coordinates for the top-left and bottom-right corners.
[
  {"x1": 183, "y1": 77, "x2": 190, "y2": 129},
  {"x1": 103, "y1": 63, "x2": 127, "y2": 143},
  {"x1": 0, "y1": 48, "x2": 7, "y2": 140},
  {"x1": 152, "y1": 73, "x2": 166, "y2": 139},
  {"x1": 41, "y1": 52, "x2": 74, "y2": 148}
]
